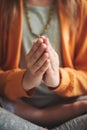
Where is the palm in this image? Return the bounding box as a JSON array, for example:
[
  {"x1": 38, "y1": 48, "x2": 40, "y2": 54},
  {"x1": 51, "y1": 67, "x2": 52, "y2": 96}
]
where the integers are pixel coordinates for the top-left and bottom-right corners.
[{"x1": 43, "y1": 41, "x2": 60, "y2": 87}]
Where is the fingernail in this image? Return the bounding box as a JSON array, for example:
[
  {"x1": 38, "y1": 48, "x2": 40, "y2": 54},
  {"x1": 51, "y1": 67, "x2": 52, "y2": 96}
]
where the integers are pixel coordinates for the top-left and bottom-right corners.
[{"x1": 38, "y1": 38, "x2": 43, "y2": 43}]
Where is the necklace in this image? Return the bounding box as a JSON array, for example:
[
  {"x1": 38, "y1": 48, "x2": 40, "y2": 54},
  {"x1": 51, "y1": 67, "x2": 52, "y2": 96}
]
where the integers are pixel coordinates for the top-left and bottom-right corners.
[{"x1": 24, "y1": 1, "x2": 55, "y2": 38}]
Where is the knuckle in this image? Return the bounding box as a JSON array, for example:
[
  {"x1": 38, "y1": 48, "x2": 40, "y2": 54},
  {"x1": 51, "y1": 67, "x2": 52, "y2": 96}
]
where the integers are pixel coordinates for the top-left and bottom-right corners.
[
  {"x1": 35, "y1": 63, "x2": 40, "y2": 68},
  {"x1": 39, "y1": 64, "x2": 47, "y2": 73},
  {"x1": 44, "y1": 53, "x2": 49, "y2": 58},
  {"x1": 41, "y1": 56, "x2": 46, "y2": 62},
  {"x1": 38, "y1": 38, "x2": 43, "y2": 43},
  {"x1": 33, "y1": 54, "x2": 38, "y2": 60},
  {"x1": 39, "y1": 44, "x2": 46, "y2": 51},
  {"x1": 29, "y1": 67, "x2": 35, "y2": 74},
  {"x1": 39, "y1": 68, "x2": 44, "y2": 73},
  {"x1": 41, "y1": 53, "x2": 48, "y2": 61}
]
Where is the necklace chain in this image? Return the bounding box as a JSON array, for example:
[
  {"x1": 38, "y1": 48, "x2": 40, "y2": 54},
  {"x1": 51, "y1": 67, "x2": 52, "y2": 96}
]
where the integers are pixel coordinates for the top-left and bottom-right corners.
[{"x1": 24, "y1": 1, "x2": 55, "y2": 38}]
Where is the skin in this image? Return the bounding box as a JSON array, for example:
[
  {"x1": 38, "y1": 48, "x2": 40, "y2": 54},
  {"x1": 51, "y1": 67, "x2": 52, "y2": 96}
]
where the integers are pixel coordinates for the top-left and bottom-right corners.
[
  {"x1": 23, "y1": 38, "x2": 50, "y2": 90},
  {"x1": 42, "y1": 36, "x2": 60, "y2": 87},
  {"x1": 23, "y1": 0, "x2": 59, "y2": 92},
  {"x1": 13, "y1": 99, "x2": 87, "y2": 129},
  {"x1": 23, "y1": 36, "x2": 60, "y2": 90}
]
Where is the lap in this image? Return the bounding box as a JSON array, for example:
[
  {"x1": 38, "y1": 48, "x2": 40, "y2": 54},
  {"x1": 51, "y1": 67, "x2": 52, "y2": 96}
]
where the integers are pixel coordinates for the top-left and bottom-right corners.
[
  {"x1": 0, "y1": 107, "x2": 43, "y2": 130},
  {"x1": 0, "y1": 107, "x2": 87, "y2": 130},
  {"x1": 0, "y1": 96, "x2": 87, "y2": 130},
  {"x1": 51, "y1": 114, "x2": 87, "y2": 130}
]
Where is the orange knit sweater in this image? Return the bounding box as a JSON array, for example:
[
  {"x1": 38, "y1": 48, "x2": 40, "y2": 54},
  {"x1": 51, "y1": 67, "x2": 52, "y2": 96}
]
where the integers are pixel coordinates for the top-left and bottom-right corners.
[{"x1": 0, "y1": 0, "x2": 87, "y2": 100}]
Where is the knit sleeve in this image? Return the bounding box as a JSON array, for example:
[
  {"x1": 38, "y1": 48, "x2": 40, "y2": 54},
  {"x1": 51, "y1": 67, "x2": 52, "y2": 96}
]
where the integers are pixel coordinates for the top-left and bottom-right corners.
[
  {"x1": 51, "y1": 0, "x2": 87, "y2": 97},
  {"x1": 0, "y1": 69, "x2": 34, "y2": 100}
]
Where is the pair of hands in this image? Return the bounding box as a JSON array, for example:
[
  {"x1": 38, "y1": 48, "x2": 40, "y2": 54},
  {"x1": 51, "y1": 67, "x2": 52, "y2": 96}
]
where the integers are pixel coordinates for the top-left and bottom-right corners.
[{"x1": 23, "y1": 36, "x2": 60, "y2": 91}]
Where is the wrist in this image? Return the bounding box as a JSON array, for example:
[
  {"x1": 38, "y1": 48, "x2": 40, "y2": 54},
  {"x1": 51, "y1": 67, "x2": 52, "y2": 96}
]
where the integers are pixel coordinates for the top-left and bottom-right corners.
[
  {"x1": 22, "y1": 70, "x2": 35, "y2": 91},
  {"x1": 49, "y1": 71, "x2": 60, "y2": 88}
]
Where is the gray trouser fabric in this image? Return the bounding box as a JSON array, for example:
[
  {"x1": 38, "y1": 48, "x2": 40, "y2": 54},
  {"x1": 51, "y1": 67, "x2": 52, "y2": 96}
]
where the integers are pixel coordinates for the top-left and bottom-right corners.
[
  {"x1": 50, "y1": 114, "x2": 87, "y2": 130},
  {"x1": 0, "y1": 107, "x2": 87, "y2": 130},
  {"x1": 0, "y1": 107, "x2": 42, "y2": 130}
]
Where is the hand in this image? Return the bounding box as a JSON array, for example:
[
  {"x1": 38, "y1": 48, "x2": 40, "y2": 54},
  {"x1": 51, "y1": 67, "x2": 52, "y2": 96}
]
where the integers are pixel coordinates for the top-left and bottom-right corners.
[
  {"x1": 41, "y1": 36, "x2": 60, "y2": 88},
  {"x1": 22, "y1": 38, "x2": 50, "y2": 91}
]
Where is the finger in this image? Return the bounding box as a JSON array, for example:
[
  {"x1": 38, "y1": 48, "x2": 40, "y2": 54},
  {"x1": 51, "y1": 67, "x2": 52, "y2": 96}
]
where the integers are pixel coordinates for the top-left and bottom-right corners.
[
  {"x1": 38, "y1": 37, "x2": 53, "y2": 64},
  {"x1": 27, "y1": 38, "x2": 44, "y2": 58},
  {"x1": 39, "y1": 36, "x2": 50, "y2": 52},
  {"x1": 28, "y1": 37, "x2": 44, "y2": 58},
  {"x1": 40, "y1": 36, "x2": 53, "y2": 51},
  {"x1": 31, "y1": 43, "x2": 47, "y2": 64},
  {"x1": 46, "y1": 38, "x2": 55, "y2": 56},
  {"x1": 32, "y1": 52, "x2": 49, "y2": 73},
  {"x1": 40, "y1": 36, "x2": 48, "y2": 44},
  {"x1": 36, "y1": 59, "x2": 50, "y2": 75},
  {"x1": 27, "y1": 43, "x2": 47, "y2": 68},
  {"x1": 37, "y1": 37, "x2": 44, "y2": 44}
]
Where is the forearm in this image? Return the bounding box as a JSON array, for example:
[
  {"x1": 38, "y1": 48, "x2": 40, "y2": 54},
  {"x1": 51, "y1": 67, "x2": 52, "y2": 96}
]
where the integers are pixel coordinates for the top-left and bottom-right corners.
[
  {"x1": 13, "y1": 99, "x2": 40, "y2": 121},
  {"x1": 13, "y1": 99, "x2": 87, "y2": 129},
  {"x1": 39, "y1": 100, "x2": 87, "y2": 128}
]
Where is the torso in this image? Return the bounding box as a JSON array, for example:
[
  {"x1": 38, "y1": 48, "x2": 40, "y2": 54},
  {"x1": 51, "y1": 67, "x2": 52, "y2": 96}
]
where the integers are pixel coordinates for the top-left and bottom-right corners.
[{"x1": 21, "y1": 3, "x2": 63, "y2": 108}]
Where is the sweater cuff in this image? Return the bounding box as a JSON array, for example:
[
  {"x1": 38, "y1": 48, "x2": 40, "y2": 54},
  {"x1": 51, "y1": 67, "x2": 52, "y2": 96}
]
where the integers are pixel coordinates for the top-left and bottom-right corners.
[
  {"x1": 49, "y1": 68, "x2": 71, "y2": 97},
  {"x1": 4, "y1": 69, "x2": 34, "y2": 100}
]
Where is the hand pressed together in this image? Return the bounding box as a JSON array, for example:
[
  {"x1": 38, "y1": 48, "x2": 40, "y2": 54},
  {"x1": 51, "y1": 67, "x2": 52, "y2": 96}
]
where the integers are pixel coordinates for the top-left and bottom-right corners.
[
  {"x1": 23, "y1": 37, "x2": 49, "y2": 91},
  {"x1": 41, "y1": 36, "x2": 60, "y2": 88},
  {"x1": 23, "y1": 36, "x2": 60, "y2": 91}
]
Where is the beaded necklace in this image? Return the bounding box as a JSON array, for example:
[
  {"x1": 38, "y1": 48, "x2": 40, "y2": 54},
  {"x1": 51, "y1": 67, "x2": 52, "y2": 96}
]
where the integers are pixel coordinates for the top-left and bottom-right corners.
[{"x1": 24, "y1": 1, "x2": 55, "y2": 38}]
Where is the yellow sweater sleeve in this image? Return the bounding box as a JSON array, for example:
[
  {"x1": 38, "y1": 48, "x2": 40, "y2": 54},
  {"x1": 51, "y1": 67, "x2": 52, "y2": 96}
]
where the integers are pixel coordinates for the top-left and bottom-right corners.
[
  {"x1": 53, "y1": 0, "x2": 87, "y2": 97},
  {"x1": 53, "y1": 68, "x2": 87, "y2": 97},
  {"x1": 0, "y1": 69, "x2": 34, "y2": 100}
]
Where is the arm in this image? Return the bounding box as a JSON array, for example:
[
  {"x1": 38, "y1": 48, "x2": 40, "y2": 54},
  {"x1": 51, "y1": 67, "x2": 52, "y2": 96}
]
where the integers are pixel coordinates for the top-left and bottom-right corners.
[
  {"x1": 53, "y1": 0, "x2": 87, "y2": 97},
  {"x1": 40, "y1": 0, "x2": 87, "y2": 97},
  {"x1": 0, "y1": 69, "x2": 29, "y2": 100},
  {"x1": 0, "y1": 38, "x2": 49, "y2": 100},
  {"x1": 0, "y1": 0, "x2": 49, "y2": 101},
  {"x1": 13, "y1": 99, "x2": 87, "y2": 128}
]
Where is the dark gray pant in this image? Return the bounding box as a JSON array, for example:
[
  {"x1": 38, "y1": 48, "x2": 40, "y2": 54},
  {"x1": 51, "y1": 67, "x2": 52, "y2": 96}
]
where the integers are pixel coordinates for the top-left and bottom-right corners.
[
  {"x1": 0, "y1": 107, "x2": 87, "y2": 130},
  {"x1": 0, "y1": 107, "x2": 42, "y2": 130},
  {"x1": 51, "y1": 114, "x2": 87, "y2": 130}
]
